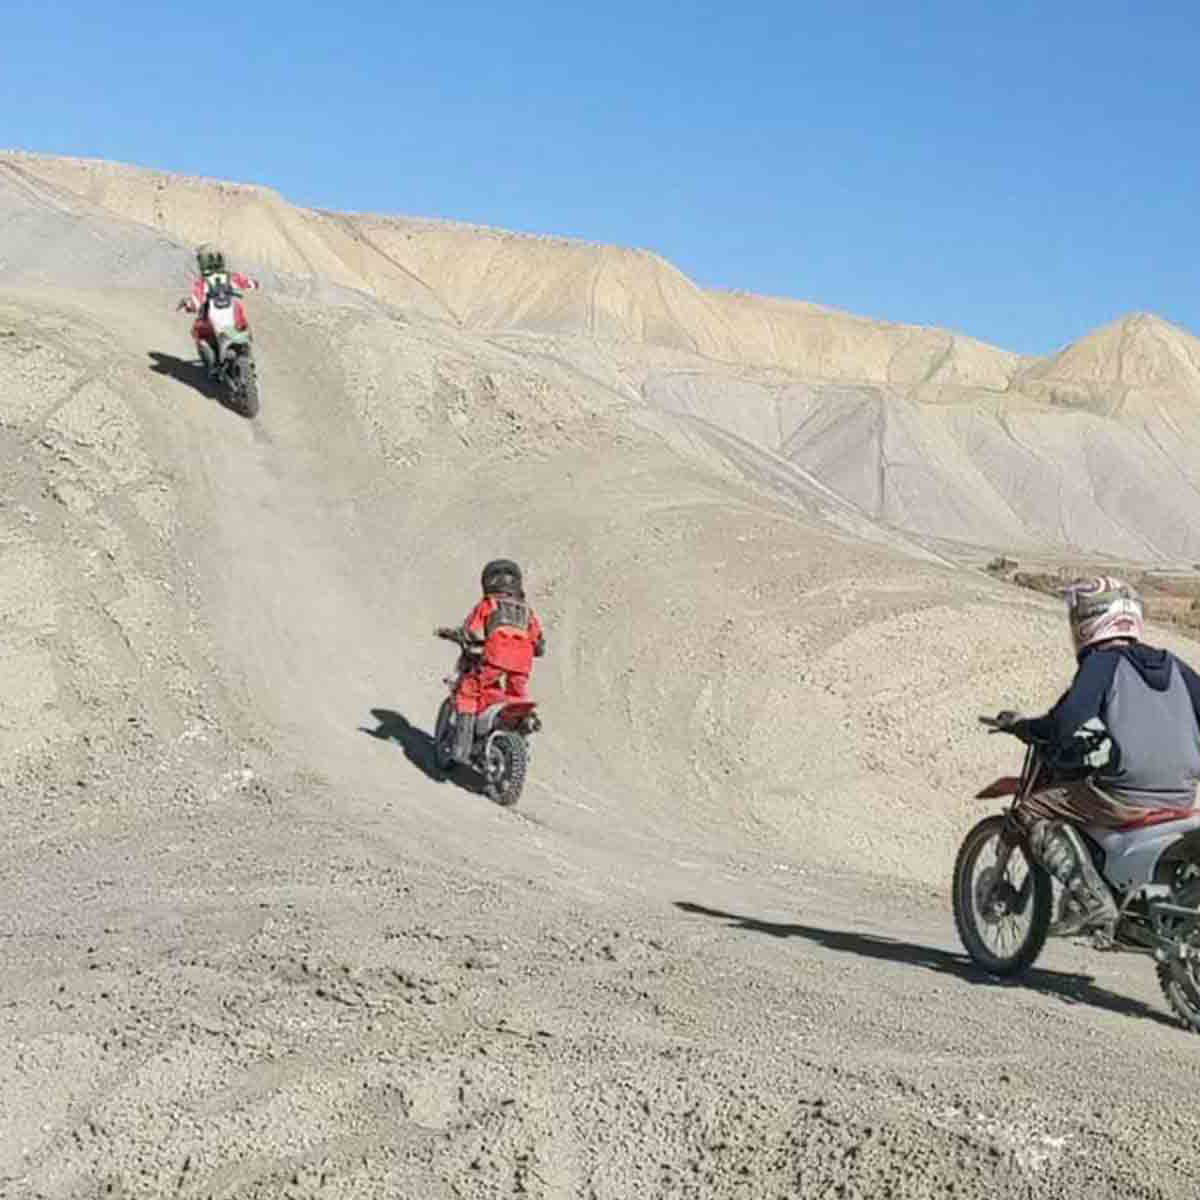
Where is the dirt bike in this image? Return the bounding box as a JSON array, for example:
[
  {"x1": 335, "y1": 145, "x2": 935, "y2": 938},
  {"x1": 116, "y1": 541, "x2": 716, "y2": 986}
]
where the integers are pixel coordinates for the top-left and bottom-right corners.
[
  {"x1": 207, "y1": 293, "x2": 260, "y2": 418},
  {"x1": 431, "y1": 627, "x2": 541, "y2": 807},
  {"x1": 179, "y1": 282, "x2": 260, "y2": 418},
  {"x1": 953, "y1": 713, "x2": 1200, "y2": 1031}
]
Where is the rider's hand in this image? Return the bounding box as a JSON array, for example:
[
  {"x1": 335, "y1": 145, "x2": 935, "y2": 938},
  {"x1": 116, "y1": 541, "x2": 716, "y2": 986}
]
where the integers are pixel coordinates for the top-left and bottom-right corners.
[{"x1": 995, "y1": 711, "x2": 1040, "y2": 742}]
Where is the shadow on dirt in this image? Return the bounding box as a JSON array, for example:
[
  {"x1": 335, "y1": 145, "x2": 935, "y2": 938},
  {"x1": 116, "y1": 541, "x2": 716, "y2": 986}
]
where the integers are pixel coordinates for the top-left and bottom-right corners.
[
  {"x1": 148, "y1": 350, "x2": 216, "y2": 398},
  {"x1": 675, "y1": 901, "x2": 1181, "y2": 1032},
  {"x1": 148, "y1": 350, "x2": 260, "y2": 425},
  {"x1": 360, "y1": 708, "x2": 486, "y2": 796}
]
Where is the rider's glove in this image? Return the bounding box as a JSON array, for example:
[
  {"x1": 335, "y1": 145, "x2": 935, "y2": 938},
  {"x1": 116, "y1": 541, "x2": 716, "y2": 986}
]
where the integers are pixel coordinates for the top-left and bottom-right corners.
[{"x1": 992, "y1": 710, "x2": 1036, "y2": 740}]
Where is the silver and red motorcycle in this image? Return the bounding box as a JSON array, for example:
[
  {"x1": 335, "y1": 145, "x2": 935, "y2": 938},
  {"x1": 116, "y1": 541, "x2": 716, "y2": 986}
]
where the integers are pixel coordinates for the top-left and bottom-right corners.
[
  {"x1": 953, "y1": 714, "x2": 1200, "y2": 1031},
  {"x1": 431, "y1": 627, "x2": 541, "y2": 807}
]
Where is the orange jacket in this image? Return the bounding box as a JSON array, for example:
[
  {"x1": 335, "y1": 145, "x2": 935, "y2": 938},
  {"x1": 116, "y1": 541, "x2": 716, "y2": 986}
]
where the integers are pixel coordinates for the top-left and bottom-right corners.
[{"x1": 463, "y1": 594, "x2": 544, "y2": 674}]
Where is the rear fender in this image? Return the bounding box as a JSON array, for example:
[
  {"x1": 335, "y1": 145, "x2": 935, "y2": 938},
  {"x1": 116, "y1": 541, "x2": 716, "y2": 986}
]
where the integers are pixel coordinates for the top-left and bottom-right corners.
[
  {"x1": 496, "y1": 701, "x2": 537, "y2": 729},
  {"x1": 1090, "y1": 813, "x2": 1200, "y2": 891},
  {"x1": 475, "y1": 704, "x2": 505, "y2": 739},
  {"x1": 1150, "y1": 827, "x2": 1200, "y2": 883}
]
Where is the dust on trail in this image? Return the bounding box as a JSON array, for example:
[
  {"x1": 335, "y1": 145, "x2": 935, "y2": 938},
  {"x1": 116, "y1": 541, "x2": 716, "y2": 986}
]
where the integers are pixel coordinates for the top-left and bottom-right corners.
[{"x1": 2, "y1": 154, "x2": 1200, "y2": 1198}]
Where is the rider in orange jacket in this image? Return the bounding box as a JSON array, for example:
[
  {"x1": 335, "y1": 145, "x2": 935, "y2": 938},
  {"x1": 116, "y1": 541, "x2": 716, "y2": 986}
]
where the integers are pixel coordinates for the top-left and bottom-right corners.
[
  {"x1": 452, "y1": 559, "x2": 545, "y2": 764},
  {"x1": 176, "y1": 244, "x2": 259, "y2": 377}
]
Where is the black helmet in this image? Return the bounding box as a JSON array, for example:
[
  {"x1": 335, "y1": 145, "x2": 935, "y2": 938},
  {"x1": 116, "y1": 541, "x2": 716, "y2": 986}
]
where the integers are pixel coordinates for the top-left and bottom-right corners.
[{"x1": 481, "y1": 558, "x2": 523, "y2": 596}]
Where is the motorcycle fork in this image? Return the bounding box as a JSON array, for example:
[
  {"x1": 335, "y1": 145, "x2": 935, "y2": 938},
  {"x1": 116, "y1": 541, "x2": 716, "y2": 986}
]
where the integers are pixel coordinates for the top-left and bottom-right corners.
[{"x1": 987, "y1": 807, "x2": 1035, "y2": 916}]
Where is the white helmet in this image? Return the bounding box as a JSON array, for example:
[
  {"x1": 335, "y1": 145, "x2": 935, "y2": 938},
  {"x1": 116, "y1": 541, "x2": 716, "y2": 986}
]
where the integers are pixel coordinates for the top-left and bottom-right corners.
[{"x1": 1064, "y1": 576, "x2": 1144, "y2": 656}]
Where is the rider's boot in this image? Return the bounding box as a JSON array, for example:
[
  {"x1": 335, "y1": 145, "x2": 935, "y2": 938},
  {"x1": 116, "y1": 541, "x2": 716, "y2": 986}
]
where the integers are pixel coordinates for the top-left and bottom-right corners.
[
  {"x1": 1029, "y1": 820, "x2": 1118, "y2": 938},
  {"x1": 197, "y1": 338, "x2": 218, "y2": 379},
  {"x1": 452, "y1": 712, "x2": 475, "y2": 766}
]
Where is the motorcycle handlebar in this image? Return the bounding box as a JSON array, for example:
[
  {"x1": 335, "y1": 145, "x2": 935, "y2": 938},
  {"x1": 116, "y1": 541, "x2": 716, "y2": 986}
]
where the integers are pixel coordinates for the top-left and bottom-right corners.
[
  {"x1": 434, "y1": 627, "x2": 483, "y2": 651},
  {"x1": 979, "y1": 710, "x2": 1026, "y2": 730},
  {"x1": 978, "y1": 713, "x2": 1051, "y2": 747}
]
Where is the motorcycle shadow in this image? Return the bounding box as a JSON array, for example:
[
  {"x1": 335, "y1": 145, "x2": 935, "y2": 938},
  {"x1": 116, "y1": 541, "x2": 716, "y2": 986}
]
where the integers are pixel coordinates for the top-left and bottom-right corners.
[
  {"x1": 148, "y1": 350, "x2": 216, "y2": 395},
  {"x1": 360, "y1": 708, "x2": 487, "y2": 797},
  {"x1": 148, "y1": 350, "x2": 246, "y2": 418},
  {"x1": 675, "y1": 900, "x2": 1180, "y2": 1032}
]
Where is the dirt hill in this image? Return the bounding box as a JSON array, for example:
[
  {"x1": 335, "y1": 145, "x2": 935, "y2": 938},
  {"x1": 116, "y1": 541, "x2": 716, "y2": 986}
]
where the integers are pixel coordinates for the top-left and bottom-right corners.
[{"x1": 3, "y1": 151, "x2": 1199, "y2": 1198}]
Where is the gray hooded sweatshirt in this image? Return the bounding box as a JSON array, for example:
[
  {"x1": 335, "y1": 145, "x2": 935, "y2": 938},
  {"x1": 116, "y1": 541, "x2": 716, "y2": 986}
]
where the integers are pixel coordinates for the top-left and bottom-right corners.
[{"x1": 1028, "y1": 642, "x2": 1200, "y2": 809}]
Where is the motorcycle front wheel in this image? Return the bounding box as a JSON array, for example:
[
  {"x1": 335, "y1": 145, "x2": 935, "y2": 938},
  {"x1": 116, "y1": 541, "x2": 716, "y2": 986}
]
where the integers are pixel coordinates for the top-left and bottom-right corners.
[{"x1": 953, "y1": 814, "x2": 1051, "y2": 976}]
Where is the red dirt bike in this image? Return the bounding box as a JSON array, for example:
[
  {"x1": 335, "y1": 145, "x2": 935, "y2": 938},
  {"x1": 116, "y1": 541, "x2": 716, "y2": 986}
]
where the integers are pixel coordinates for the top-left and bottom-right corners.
[
  {"x1": 953, "y1": 713, "x2": 1200, "y2": 1031},
  {"x1": 431, "y1": 627, "x2": 541, "y2": 807}
]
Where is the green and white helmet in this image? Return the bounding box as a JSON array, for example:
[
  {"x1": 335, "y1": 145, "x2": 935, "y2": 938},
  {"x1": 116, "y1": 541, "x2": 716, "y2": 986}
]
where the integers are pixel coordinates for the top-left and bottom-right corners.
[
  {"x1": 1064, "y1": 576, "x2": 1144, "y2": 657},
  {"x1": 196, "y1": 243, "x2": 226, "y2": 275}
]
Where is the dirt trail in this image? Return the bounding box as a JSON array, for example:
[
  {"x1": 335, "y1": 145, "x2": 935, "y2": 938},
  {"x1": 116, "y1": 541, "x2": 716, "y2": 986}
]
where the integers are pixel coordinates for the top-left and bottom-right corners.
[{"x1": 4, "y1": 165, "x2": 1200, "y2": 1197}]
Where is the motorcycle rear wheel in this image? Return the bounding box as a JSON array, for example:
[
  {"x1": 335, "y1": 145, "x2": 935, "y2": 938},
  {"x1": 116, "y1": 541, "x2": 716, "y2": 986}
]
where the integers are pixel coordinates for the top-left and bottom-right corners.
[
  {"x1": 1156, "y1": 878, "x2": 1200, "y2": 1033},
  {"x1": 953, "y1": 814, "x2": 1051, "y2": 976},
  {"x1": 485, "y1": 731, "x2": 527, "y2": 808}
]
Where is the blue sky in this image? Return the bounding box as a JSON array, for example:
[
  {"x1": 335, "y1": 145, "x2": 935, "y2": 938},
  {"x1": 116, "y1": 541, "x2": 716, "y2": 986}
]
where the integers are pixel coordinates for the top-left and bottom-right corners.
[{"x1": 4, "y1": 2, "x2": 1197, "y2": 354}]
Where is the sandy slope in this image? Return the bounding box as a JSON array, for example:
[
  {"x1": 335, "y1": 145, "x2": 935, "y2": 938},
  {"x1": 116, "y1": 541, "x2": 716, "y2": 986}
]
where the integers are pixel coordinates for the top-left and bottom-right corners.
[
  {"x1": 4, "y1": 156, "x2": 1200, "y2": 1197},
  {"x1": 13, "y1": 150, "x2": 1200, "y2": 562},
  {"x1": 1, "y1": 151, "x2": 1021, "y2": 380},
  {"x1": 642, "y1": 313, "x2": 1200, "y2": 561}
]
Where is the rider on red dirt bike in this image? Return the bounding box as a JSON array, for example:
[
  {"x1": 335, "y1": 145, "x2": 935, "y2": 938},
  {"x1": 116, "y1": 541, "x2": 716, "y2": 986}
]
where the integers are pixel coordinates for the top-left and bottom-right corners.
[
  {"x1": 176, "y1": 244, "x2": 259, "y2": 378},
  {"x1": 998, "y1": 577, "x2": 1200, "y2": 939},
  {"x1": 450, "y1": 559, "x2": 545, "y2": 765}
]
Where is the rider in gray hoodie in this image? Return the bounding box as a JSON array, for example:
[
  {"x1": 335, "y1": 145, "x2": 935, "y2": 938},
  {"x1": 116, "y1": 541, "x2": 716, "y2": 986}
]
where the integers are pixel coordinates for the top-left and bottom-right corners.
[{"x1": 1005, "y1": 577, "x2": 1200, "y2": 937}]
